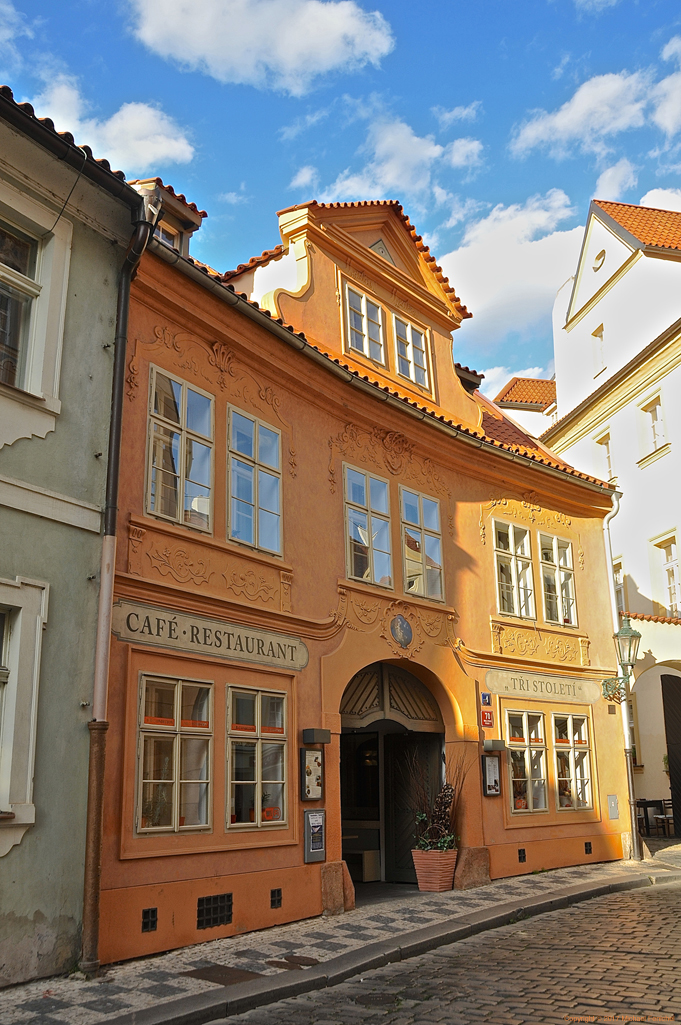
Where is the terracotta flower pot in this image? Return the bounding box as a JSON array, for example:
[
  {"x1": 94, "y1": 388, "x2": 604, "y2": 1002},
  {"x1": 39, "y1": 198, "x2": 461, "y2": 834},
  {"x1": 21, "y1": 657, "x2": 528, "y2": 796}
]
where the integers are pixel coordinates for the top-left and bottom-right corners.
[{"x1": 411, "y1": 848, "x2": 458, "y2": 892}]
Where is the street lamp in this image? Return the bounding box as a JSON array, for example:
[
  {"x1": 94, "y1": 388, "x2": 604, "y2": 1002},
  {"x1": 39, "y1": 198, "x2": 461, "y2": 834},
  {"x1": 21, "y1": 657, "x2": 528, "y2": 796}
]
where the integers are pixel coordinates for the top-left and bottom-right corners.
[{"x1": 602, "y1": 614, "x2": 642, "y2": 860}]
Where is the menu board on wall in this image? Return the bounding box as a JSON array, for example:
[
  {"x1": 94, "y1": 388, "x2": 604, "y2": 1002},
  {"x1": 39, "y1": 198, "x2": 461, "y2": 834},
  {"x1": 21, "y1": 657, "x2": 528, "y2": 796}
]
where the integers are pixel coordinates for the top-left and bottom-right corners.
[{"x1": 301, "y1": 748, "x2": 324, "y2": 800}]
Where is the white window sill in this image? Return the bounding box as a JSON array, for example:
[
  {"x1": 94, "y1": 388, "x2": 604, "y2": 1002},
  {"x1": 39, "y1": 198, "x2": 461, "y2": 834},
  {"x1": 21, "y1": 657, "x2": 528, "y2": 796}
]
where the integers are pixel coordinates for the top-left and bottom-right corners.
[{"x1": 637, "y1": 442, "x2": 671, "y2": 469}]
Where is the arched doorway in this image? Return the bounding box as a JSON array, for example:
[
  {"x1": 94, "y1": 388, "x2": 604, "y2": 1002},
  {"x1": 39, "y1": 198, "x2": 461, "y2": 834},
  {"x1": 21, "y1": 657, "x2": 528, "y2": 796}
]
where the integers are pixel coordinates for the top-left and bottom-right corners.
[
  {"x1": 662, "y1": 674, "x2": 681, "y2": 837},
  {"x1": 340, "y1": 661, "x2": 444, "y2": 885}
]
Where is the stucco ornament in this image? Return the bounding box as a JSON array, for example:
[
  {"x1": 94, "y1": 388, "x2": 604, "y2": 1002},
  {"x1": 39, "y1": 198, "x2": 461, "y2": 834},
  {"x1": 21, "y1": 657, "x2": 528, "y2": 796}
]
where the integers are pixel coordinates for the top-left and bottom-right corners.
[
  {"x1": 328, "y1": 421, "x2": 450, "y2": 499},
  {"x1": 380, "y1": 601, "x2": 428, "y2": 657},
  {"x1": 147, "y1": 545, "x2": 213, "y2": 586},
  {"x1": 223, "y1": 569, "x2": 278, "y2": 604},
  {"x1": 479, "y1": 491, "x2": 572, "y2": 544}
]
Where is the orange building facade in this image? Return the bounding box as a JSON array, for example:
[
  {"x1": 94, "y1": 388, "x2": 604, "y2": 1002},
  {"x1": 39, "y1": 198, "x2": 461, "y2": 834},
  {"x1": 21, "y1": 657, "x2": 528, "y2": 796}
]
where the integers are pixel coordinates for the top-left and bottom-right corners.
[{"x1": 99, "y1": 191, "x2": 629, "y2": 964}]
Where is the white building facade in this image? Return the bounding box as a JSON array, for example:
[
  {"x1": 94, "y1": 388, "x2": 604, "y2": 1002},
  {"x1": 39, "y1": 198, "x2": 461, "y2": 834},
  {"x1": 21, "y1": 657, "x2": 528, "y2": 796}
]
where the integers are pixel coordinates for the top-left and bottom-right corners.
[{"x1": 542, "y1": 199, "x2": 681, "y2": 836}]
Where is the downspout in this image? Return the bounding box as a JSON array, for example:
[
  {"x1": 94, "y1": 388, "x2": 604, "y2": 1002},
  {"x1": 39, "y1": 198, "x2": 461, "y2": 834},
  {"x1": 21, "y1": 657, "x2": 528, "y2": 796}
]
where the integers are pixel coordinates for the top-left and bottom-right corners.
[
  {"x1": 602, "y1": 492, "x2": 641, "y2": 861},
  {"x1": 80, "y1": 194, "x2": 160, "y2": 973}
]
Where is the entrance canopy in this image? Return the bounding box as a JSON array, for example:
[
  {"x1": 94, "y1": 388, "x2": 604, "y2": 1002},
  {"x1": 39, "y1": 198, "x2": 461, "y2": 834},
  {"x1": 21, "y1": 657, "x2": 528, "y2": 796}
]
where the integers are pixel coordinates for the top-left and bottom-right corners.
[{"x1": 341, "y1": 662, "x2": 443, "y2": 733}]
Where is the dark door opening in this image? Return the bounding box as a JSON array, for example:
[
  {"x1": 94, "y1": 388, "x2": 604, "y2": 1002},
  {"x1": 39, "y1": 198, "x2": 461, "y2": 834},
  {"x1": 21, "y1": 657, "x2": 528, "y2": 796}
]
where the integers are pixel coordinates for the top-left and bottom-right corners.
[
  {"x1": 341, "y1": 724, "x2": 443, "y2": 884},
  {"x1": 661, "y1": 674, "x2": 681, "y2": 837}
]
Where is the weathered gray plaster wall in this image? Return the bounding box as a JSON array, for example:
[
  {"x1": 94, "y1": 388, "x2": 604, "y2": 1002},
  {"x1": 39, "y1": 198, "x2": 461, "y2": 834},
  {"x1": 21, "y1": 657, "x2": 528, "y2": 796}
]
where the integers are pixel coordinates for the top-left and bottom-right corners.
[{"x1": 0, "y1": 146, "x2": 133, "y2": 985}]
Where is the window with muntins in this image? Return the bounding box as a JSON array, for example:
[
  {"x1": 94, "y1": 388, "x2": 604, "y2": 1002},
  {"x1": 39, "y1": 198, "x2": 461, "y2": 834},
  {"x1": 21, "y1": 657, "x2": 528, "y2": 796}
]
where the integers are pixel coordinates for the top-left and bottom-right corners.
[
  {"x1": 613, "y1": 561, "x2": 625, "y2": 615},
  {"x1": 148, "y1": 368, "x2": 213, "y2": 531},
  {"x1": 0, "y1": 219, "x2": 39, "y2": 389},
  {"x1": 228, "y1": 408, "x2": 282, "y2": 554},
  {"x1": 395, "y1": 316, "x2": 428, "y2": 388},
  {"x1": 554, "y1": 713, "x2": 592, "y2": 810},
  {"x1": 401, "y1": 488, "x2": 443, "y2": 600},
  {"x1": 494, "y1": 521, "x2": 534, "y2": 618},
  {"x1": 540, "y1": 533, "x2": 576, "y2": 625},
  {"x1": 228, "y1": 688, "x2": 287, "y2": 828},
  {"x1": 347, "y1": 286, "x2": 384, "y2": 363},
  {"x1": 345, "y1": 466, "x2": 392, "y2": 587},
  {"x1": 643, "y1": 397, "x2": 664, "y2": 452},
  {"x1": 138, "y1": 676, "x2": 212, "y2": 832},
  {"x1": 658, "y1": 538, "x2": 680, "y2": 616},
  {"x1": 506, "y1": 711, "x2": 547, "y2": 812}
]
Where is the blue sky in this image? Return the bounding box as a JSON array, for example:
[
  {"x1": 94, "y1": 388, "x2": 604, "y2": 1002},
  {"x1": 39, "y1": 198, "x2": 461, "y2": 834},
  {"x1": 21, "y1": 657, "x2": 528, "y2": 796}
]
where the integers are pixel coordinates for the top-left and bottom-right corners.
[{"x1": 3, "y1": 0, "x2": 681, "y2": 395}]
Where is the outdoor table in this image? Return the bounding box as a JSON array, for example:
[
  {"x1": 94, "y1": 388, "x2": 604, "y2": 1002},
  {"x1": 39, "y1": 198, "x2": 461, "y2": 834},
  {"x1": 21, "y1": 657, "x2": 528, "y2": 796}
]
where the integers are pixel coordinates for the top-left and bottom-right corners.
[{"x1": 636, "y1": 799, "x2": 664, "y2": 836}]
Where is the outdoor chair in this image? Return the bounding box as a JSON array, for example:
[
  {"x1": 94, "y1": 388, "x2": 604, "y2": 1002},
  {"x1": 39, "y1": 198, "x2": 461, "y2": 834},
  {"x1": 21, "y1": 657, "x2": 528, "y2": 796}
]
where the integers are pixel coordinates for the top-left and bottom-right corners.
[{"x1": 653, "y1": 799, "x2": 674, "y2": 836}]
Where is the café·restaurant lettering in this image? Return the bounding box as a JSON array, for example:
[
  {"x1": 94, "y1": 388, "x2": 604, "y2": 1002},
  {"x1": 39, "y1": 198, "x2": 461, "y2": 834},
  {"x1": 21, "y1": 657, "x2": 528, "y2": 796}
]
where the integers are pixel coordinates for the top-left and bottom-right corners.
[
  {"x1": 112, "y1": 600, "x2": 309, "y2": 670},
  {"x1": 484, "y1": 668, "x2": 601, "y2": 705}
]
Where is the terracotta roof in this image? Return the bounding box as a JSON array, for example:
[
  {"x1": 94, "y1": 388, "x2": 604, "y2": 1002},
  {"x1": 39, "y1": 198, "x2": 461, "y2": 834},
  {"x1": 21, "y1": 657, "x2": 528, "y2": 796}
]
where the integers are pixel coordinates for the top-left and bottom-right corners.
[
  {"x1": 128, "y1": 177, "x2": 207, "y2": 219},
  {"x1": 594, "y1": 200, "x2": 681, "y2": 252},
  {"x1": 494, "y1": 377, "x2": 556, "y2": 409},
  {"x1": 222, "y1": 245, "x2": 286, "y2": 282},
  {"x1": 264, "y1": 199, "x2": 471, "y2": 320},
  {"x1": 624, "y1": 611, "x2": 681, "y2": 627}
]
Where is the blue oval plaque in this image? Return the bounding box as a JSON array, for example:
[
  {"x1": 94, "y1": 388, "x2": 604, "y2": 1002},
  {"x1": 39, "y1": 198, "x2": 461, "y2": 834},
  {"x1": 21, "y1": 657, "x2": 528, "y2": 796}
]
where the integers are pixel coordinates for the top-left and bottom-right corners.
[{"x1": 390, "y1": 615, "x2": 413, "y2": 648}]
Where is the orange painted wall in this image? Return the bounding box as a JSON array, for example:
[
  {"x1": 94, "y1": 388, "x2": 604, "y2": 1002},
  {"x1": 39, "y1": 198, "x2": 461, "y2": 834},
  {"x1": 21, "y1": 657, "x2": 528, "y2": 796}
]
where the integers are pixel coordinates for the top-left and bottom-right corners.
[{"x1": 99, "y1": 212, "x2": 628, "y2": 964}]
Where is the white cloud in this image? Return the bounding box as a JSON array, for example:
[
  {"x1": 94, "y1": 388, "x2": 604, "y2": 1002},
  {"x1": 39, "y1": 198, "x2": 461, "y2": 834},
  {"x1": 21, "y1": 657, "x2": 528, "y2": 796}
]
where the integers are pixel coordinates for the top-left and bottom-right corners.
[
  {"x1": 651, "y1": 37, "x2": 681, "y2": 138},
  {"x1": 446, "y1": 137, "x2": 483, "y2": 170},
  {"x1": 289, "y1": 165, "x2": 319, "y2": 190},
  {"x1": 440, "y1": 191, "x2": 583, "y2": 359},
  {"x1": 443, "y1": 195, "x2": 488, "y2": 228},
  {"x1": 594, "y1": 158, "x2": 637, "y2": 200},
  {"x1": 321, "y1": 118, "x2": 443, "y2": 201},
  {"x1": 219, "y1": 187, "x2": 248, "y2": 204},
  {"x1": 573, "y1": 0, "x2": 620, "y2": 11},
  {"x1": 640, "y1": 187, "x2": 681, "y2": 212},
  {"x1": 432, "y1": 101, "x2": 482, "y2": 128},
  {"x1": 0, "y1": 0, "x2": 32, "y2": 70},
  {"x1": 479, "y1": 365, "x2": 544, "y2": 399},
  {"x1": 30, "y1": 76, "x2": 193, "y2": 174},
  {"x1": 128, "y1": 0, "x2": 394, "y2": 97},
  {"x1": 510, "y1": 71, "x2": 649, "y2": 158},
  {"x1": 279, "y1": 108, "x2": 330, "y2": 141}
]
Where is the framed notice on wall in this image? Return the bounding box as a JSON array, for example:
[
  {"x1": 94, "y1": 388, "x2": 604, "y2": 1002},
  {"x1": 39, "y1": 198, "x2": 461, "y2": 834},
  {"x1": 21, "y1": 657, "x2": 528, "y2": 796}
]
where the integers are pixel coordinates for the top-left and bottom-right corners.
[
  {"x1": 482, "y1": 754, "x2": 501, "y2": 796},
  {"x1": 300, "y1": 747, "x2": 324, "y2": 800}
]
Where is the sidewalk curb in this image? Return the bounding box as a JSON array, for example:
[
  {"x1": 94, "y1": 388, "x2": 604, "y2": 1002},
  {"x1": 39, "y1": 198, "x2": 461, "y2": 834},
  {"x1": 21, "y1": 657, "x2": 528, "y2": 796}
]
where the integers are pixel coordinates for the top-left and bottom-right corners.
[{"x1": 108, "y1": 870, "x2": 681, "y2": 1025}]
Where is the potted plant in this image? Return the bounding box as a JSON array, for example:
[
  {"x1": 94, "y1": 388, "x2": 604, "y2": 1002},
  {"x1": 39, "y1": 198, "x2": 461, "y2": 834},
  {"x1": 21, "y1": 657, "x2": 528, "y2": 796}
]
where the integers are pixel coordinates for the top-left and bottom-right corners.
[{"x1": 406, "y1": 748, "x2": 470, "y2": 892}]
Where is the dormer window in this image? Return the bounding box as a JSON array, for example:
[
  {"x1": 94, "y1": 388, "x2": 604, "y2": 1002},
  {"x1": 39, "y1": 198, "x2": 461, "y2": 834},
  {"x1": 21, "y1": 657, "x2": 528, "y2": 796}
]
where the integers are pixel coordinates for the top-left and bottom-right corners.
[
  {"x1": 155, "y1": 223, "x2": 181, "y2": 252},
  {"x1": 395, "y1": 316, "x2": 428, "y2": 388},
  {"x1": 346, "y1": 286, "x2": 384, "y2": 364}
]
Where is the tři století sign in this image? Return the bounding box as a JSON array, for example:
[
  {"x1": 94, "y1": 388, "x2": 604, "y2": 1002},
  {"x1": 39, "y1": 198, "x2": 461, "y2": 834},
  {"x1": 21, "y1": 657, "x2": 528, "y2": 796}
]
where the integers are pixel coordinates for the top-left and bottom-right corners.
[{"x1": 112, "y1": 599, "x2": 309, "y2": 671}]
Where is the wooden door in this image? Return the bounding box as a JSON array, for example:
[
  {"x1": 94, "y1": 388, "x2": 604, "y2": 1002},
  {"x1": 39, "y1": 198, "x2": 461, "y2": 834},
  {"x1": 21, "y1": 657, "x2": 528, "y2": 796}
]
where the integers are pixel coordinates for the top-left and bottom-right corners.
[
  {"x1": 383, "y1": 732, "x2": 443, "y2": 883},
  {"x1": 661, "y1": 675, "x2": 681, "y2": 837}
]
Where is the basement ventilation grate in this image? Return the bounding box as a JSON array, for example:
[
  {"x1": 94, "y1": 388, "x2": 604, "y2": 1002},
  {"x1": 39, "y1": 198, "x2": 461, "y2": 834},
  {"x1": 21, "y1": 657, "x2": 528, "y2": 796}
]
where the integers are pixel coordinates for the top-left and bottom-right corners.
[
  {"x1": 585, "y1": 841, "x2": 593, "y2": 854},
  {"x1": 197, "y1": 893, "x2": 232, "y2": 930},
  {"x1": 141, "y1": 907, "x2": 157, "y2": 933},
  {"x1": 271, "y1": 888, "x2": 282, "y2": 909},
  {"x1": 518, "y1": 848, "x2": 526, "y2": 863}
]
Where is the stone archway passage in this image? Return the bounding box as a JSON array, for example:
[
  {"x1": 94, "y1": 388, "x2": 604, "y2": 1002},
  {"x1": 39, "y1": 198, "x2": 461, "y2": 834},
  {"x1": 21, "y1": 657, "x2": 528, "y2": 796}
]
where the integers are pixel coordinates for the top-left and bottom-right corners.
[
  {"x1": 662, "y1": 674, "x2": 681, "y2": 837},
  {"x1": 340, "y1": 662, "x2": 444, "y2": 732}
]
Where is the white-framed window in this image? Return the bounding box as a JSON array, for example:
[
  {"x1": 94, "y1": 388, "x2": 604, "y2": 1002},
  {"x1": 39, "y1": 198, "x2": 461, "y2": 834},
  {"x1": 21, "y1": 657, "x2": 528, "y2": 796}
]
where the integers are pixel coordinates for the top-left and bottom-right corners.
[
  {"x1": 344, "y1": 465, "x2": 392, "y2": 587},
  {"x1": 346, "y1": 286, "x2": 384, "y2": 363},
  {"x1": 642, "y1": 395, "x2": 665, "y2": 453},
  {"x1": 553, "y1": 713, "x2": 592, "y2": 810},
  {"x1": 400, "y1": 488, "x2": 443, "y2": 600},
  {"x1": 147, "y1": 367, "x2": 214, "y2": 531},
  {"x1": 227, "y1": 687, "x2": 287, "y2": 828},
  {"x1": 0, "y1": 576, "x2": 49, "y2": 856},
  {"x1": 154, "y1": 222, "x2": 180, "y2": 251},
  {"x1": 540, "y1": 533, "x2": 576, "y2": 625},
  {"x1": 613, "y1": 560, "x2": 626, "y2": 615},
  {"x1": 395, "y1": 316, "x2": 429, "y2": 388},
  {"x1": 506, "y1": 711, "x2": 547, "y2": 813},
  {"x1": 494, "y1": 521, "x2": 534, "y2": 618},
  {"x1": 0, "y1": 219, "x2": 39, "y2": 390},
  {"x1": 0, "y1": 181, "x2": 72, "y2": 448},
  {"x1": 138, "y1": 676, "x2": 213, "y2": 832},
  {"x1": 228, "y1": 408, "x2": 282, "y2": 554},
  {"x1": 595, "y1": 432, "x2": 614, "y2": 481},
  {"x1": 657, "y1": 537, "x2": 680, "y2": 616}
]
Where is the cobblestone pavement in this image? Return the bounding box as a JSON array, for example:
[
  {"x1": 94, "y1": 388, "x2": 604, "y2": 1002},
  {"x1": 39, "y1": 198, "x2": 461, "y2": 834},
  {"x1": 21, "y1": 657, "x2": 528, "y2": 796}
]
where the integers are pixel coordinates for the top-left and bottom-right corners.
[
  {"x1": 3, "y1": 859, "x2": 676, "y2": 1025},
  {"x1": 224, "y1": 882, "x2": 681, "y2": 1025}
]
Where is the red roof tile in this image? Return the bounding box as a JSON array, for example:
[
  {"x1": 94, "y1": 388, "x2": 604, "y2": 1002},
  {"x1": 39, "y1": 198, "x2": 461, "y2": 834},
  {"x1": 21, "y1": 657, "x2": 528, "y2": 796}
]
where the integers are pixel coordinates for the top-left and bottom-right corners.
[
  {"x1": 222, "y1": 245, "x2": 286, "y2": 282},
  {"x1": 595, "y1": 200, "x2": 681, "y2": 251},
  {"x1": 494, "y1": 377, "x2": 556, "y2": 409},
  {"x1": 625, "y1": 611, "x2": 681, "y2": 626}
]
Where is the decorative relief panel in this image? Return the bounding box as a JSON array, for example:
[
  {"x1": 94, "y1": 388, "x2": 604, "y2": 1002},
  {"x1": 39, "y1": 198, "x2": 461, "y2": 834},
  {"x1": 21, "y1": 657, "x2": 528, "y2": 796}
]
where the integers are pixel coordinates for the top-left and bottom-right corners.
[
  {"x1": 490, "y1": 619, "x2": 584, "y2": 665},
  {"x1": 126, "y1": 324, "x2": 297, "y2": 476},
  {"x1": 125, "y1": 523, "x2": 292, "y2": 611},
  {"x1": 328, "y1": 421, "x2": 450, "y2": 500},
  {"x1": 479, "y1": 491, "x2": 572, "y2": 545}
]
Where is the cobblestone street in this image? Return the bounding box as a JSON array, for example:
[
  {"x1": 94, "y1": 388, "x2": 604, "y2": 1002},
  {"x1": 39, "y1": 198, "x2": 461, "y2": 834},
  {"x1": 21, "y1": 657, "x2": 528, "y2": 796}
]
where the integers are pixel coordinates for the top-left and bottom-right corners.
[{"x1": 221, "y1": 881, "x2": 681, "y2": 1025}]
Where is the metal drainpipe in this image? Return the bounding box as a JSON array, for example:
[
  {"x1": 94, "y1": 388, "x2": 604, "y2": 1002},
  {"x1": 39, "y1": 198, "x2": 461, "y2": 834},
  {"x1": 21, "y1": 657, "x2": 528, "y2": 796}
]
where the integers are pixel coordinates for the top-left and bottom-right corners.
[
  {"x1": 602, "y1": 491, "x2": 641, "y2": 862},
  {"x1": 80, "y1": 195, "x2": 160, "y2": 974}
]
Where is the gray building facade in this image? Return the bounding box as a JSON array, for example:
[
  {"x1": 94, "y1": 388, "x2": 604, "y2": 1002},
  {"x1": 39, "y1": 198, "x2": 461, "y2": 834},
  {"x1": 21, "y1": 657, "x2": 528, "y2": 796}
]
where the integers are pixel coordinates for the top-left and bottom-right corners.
[{"x1": 0, "y1": 88, "x2": 140, "y2": 985}]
